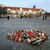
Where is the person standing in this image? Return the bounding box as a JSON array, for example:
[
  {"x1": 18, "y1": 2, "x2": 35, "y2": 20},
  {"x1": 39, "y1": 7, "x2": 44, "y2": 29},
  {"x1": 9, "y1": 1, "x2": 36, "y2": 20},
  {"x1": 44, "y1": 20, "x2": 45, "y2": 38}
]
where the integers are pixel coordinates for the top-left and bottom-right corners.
[
  {"x1": 42, "y1": 15, "x2": 44, "y2": 20},
  {"x1": 45, "y1": 15, "x2": 47, "y2": 20},
  {"x1": 7, "y1": 16, "x2": 9, "y2": 20}
]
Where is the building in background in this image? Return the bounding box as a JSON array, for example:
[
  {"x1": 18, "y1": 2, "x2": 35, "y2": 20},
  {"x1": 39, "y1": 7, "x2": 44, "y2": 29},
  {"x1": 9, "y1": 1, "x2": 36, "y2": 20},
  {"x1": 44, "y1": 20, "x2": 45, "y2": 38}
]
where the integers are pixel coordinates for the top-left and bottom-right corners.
[{"x1": 0, "y1": 5, "x2": 46, "y2": 18}]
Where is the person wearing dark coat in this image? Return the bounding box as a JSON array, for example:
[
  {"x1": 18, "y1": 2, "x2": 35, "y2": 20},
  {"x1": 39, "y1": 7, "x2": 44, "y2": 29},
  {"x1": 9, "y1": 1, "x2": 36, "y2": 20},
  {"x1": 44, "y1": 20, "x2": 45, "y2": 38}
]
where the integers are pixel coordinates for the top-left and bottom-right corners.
[{"x1": 7, "y1": 16, "x2": 9, "y2": 20}]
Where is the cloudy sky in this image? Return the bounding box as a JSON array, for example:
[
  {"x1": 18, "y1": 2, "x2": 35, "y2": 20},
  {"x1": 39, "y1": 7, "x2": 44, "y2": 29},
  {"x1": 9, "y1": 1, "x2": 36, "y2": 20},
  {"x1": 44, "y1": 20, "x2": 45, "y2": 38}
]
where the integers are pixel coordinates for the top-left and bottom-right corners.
[{"x1": 0, "y1": 0, "x2": 50, "y2": 12}]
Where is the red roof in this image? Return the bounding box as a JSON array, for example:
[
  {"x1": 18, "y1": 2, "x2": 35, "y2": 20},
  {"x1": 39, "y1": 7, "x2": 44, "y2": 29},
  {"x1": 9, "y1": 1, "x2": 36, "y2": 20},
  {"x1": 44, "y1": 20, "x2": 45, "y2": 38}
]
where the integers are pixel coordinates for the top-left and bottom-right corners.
[
  {"x1": 0, "y1": 6, "x2": 40, "y2": 11},
  {"x1": 32, "y1": 8, "x2": 40, "y2": 11},
  {"x1": 22, "y1": 8, "x2": 40, "y2": 11}
]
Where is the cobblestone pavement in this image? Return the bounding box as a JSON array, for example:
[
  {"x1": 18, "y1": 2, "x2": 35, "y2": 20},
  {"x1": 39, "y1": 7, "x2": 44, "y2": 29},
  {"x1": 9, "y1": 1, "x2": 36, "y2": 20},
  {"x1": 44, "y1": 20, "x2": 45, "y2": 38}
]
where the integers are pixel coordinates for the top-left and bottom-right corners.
[{"x1": 0, "y1": 18, "x2": 50, "y2": 50}]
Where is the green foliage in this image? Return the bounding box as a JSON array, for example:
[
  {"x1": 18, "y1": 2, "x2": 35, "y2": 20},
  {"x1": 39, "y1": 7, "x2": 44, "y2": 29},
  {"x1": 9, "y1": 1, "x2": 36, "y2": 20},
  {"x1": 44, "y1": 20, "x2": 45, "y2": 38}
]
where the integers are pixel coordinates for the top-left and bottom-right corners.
[{"x1": 0, "y1": 9, "x2": 7, "y2": 14}]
